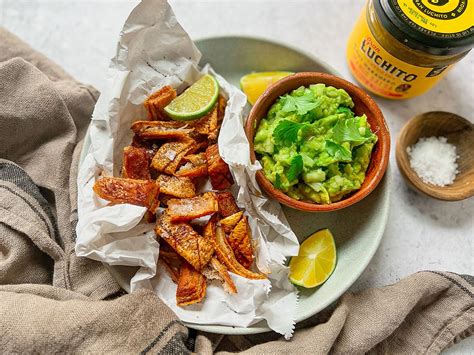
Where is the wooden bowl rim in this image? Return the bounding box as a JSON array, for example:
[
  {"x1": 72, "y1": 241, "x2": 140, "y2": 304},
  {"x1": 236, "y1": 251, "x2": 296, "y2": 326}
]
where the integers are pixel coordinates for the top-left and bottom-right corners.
[
  {"x1": 245, "y1": 72, "x2": 391, "y2": 212},
  {"x1": 395, "y1": 111, "x2": 474, "y2": 201}
]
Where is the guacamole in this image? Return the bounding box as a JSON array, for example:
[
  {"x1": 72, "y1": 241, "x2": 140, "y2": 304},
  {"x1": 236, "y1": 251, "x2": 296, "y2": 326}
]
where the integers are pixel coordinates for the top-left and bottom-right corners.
[{"x1": 254, "y1": 84, "x2": 377, "y2": 204}]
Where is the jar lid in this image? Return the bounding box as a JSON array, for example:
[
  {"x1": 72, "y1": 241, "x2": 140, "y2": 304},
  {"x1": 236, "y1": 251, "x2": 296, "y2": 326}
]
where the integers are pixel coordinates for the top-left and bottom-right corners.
[{"x1": 375, "y1": 0, "x2": 474, "y2": 55}]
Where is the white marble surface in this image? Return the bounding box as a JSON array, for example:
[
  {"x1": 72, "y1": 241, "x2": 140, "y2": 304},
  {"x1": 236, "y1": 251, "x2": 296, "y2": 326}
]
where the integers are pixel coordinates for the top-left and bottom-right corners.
[{"x1": 1, "y1": 0, "x2": 473, "y2": 351}]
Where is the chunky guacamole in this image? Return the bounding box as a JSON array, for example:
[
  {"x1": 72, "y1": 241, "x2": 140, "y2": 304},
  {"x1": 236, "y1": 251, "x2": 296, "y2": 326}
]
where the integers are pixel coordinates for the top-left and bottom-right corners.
[{"x1": 254, "y1": 84, "x2": 377, "y2": 204}]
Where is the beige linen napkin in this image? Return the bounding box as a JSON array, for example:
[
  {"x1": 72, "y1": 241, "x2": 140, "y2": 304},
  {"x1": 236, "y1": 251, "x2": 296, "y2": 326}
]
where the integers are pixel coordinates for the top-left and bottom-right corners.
[{"x1": 0, "y1": 27, "x2": 472, "y2": 354}]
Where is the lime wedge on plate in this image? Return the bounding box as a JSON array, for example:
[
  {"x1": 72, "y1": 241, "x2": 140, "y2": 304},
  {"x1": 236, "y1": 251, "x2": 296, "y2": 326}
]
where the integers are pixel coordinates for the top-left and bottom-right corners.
[
  {"x1": 164, "y1": 74, "x2": 219, "y2": 121},
  {"x1": 240, "y1": 71, "x2": 293, "y2": 105},
  {"x1": 289, "y1": 228, "x2": 337, "y2": 288}
]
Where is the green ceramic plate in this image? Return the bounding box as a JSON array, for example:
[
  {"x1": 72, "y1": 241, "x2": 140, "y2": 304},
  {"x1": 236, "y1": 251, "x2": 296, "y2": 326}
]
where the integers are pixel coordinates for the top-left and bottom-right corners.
[{"x1": 81, "y1": 36, "x2": 390, "y2": 336}]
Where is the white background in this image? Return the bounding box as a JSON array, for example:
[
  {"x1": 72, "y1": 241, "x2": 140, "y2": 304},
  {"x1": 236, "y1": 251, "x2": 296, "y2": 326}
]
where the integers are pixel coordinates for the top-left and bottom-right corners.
[{"x1": 1, "y1": 0, "x2": 472, "y2": 351}]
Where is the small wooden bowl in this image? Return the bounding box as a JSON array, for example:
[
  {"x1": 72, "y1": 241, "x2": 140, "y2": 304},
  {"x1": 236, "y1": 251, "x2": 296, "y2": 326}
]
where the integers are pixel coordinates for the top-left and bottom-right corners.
[
  {"x1": 245, "y1": 72, "x2": 390, "y2": 212},
  {"x1": 396, "y1": 111, "x2": 474, "y2": 201}
]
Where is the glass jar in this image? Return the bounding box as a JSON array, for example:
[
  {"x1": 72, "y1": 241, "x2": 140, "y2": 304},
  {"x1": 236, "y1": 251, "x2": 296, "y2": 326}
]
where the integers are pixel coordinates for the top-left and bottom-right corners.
[{"x1": 346, "y1": 0, "x2": 474, "y2": 99}]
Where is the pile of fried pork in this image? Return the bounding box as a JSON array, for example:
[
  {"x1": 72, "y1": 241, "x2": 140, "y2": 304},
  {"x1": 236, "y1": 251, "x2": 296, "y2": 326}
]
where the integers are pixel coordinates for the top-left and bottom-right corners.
[{"x1": 93, "y1": 85, "x2": 266, "y2": 306}]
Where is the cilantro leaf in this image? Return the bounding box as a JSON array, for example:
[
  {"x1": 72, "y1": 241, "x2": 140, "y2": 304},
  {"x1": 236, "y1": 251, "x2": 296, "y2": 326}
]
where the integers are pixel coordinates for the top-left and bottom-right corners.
[
  {"x1": 325, "y1": 140, "x2": 352, "y2": 162},
  {"x1": 336, "y1": 106, "x2": 355, "y2": 117},
  {"x1": 332, "y1": 118, "x2": 370, "y2": 144},
  {"x1": 275, "y1": 173, "x2": 282, "y2": 189},
  {"x1": 280, "y1": 92, "x2": 319, "y2": 115},
  {"x1": 273, "y1": 120, "x2": 307, "y2": 146},
  {"x1": 286, "y1": 155, "x2": 304, "y2": 181}
]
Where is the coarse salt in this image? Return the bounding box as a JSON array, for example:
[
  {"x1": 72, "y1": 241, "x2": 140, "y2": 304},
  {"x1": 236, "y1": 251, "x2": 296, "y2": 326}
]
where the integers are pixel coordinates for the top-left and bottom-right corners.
[{"x1": 406, "y1": 136, "x2": 458, "y2": 186}]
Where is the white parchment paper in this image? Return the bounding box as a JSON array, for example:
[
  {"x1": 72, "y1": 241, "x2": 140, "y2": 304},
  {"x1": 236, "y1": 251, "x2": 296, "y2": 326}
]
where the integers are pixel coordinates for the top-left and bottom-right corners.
[{"x1": 76, "y1": 0, "x2": 300, "y2": 338}]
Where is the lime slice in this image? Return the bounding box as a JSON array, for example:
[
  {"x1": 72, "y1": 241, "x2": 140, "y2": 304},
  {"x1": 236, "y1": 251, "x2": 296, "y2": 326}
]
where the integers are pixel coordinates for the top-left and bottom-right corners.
[
  {"x1": 240, "y1": 71, "x2": 293, "y2": 105},
  {"x1": 164, "y1": 74, "x2": 219, "y2": 121},
  {"x1": 289, "y1": 228, "x2": 337, "y2": 288}
]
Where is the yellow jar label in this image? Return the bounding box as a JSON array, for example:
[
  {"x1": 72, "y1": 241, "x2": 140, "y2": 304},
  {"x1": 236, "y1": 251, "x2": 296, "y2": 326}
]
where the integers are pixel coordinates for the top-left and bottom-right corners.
[
  {"x1": 346, "y1": 7, "x2": 453, "y2": 99},
  {"x1": 395, "y1": 0, "x2": 474, "y2": 36}
]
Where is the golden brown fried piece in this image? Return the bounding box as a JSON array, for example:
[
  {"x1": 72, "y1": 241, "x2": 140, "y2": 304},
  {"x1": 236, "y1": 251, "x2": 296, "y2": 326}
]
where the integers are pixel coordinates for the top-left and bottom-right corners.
[
  {"x1": 212, "y1": 224, "x2": 265, "y2": 280},
  {"x1": 176, "y1": 261, "x2": 207, "y2": 306},
  {"x1": 175, "y1": 152, "x2": 208, "y2": 178},
  {"x1": 159, "y1": 257, "x2": 180, "y2": 284},
  {"x1": 220, "y1": 211, "x2": 243, "y2": 234},
  {"x1": 151, "y1": 140, "x2": 195, "y2": 175},
  {"x1": 131, "y1": 120, "x2": 193, "y2": 140},
  {"x1": 167, "y1": 192, "x2": 218, "y2": 223},
  {"x1": 216, "y1": 191, "x2": 240, "y2": 217},
  {"x1": 144, "y1": 86, "x2": 177, "y2": 120},
  {"x1": 206, "y1": 144, "x2": 234, "y2": 190},
  {"x1": 122, "y1": 146, "x2": 151, "y2": 180},
  {"x1": 209, "y1": 257, "x2": 237, "y2": 294},
  {"x1": 93, "y1": 177, "x2": 159, "y2": 212},
  {"x1": 217, "y1": 94, "x2": 227, "y2": 122},
  {"x1": 190, "y1": 104, "x2": 218, "y2": 137},
  {"x1": 155, "y1": 213, "x2": 214, "y2": 271},
  {"x1": 228, "y1": 216, "x2": 254, "y2": 269},
  {"x1": 157, "y1": 174, "x2": 196, "y2": 198}
]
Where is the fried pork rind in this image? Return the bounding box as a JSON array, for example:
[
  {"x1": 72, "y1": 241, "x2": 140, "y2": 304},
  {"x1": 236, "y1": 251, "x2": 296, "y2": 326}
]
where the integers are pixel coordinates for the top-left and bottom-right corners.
[
  {"x1": 151, "y1": 140, "x2": 195, "y2": 175},
  {"x1": 211, "y1": 224, "x2": 265, "y2": 280},
  {"x1": 157, "y1": 174, "x2": 196, "y2": 198},
  {"x1": 228, "y1": 216, "x2": 254, "y2": 269},
  {"x1": 176, "y1": 261, "x2": 207, "y2": 306},
  {"x1": 216, "y1": 191, "x2": 240, "y2": 217},
  {"x1": 93, "y1": 177, "x2": 159, "y2": 212},
  {"x1": 144, "y1": 85, "x2": 177, "y2": 120},
  {"x1": 175, "y1": 152, "x2": 208, "y2": 178},
  {"x1": 122, "y1": 146, "x2": 151, "y2": 180},
  {"x1": 131, "y1": 120, "x2": 193, "y2": 140},
  {"x1": 209, "y1": 257, "x2": 237, "y2": 294},
  {"x1": 190, "y1": 103, "x2": 218, "y2": 138},
  {"x1": 206, "y1": 144, "x2": 234, "y2": 190},
  {"x1": 155, "y1": 213, "x2": 214, "y2": 271},
  {"x1": 167, "y1": 192, "x2": 218, "y2": 223},
  {"x1": 220, "y1": 211, "x2": 243, "y2": 234}
]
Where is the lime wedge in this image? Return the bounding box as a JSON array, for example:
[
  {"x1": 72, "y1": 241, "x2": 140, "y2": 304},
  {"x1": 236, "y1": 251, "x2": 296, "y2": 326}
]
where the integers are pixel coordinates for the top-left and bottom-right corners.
[
  {"x1": 289, "y1": 228, "x2": 337, "y2": 288},
  {"x1": 240, "y1": 71, "x2": 293, "y2": 105},
  {"x1": 164, "y1": 74, "x2": 219, "y2": 121}
]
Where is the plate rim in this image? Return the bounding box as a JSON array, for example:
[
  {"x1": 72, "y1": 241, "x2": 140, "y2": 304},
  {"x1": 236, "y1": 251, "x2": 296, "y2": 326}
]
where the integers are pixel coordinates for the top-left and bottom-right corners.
[{"x1": 85, "y1": 35, "x2": 391, "y2": 336}]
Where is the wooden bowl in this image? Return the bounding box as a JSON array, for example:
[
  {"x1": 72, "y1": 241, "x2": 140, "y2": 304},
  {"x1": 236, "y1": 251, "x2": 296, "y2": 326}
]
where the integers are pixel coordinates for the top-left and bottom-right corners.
[
  {"x1": 396, "y1": 111, "x2": 474, "y2": 201},
  {"x1": 245, "y1": 72, "x2": 390, "y2": 212}
]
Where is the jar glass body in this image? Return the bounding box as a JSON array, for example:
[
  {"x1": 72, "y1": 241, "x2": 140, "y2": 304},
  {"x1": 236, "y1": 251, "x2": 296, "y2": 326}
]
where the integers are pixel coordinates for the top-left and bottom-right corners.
[{"x1": 346, "y1": 0, "x2": 470, "y2": 99}]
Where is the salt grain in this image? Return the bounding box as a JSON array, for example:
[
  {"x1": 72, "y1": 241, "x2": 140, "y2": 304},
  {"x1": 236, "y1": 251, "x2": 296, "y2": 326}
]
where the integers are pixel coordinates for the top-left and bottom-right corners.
[{"x1": 407, "y1": 136, "x2": 458, "y2": 186}]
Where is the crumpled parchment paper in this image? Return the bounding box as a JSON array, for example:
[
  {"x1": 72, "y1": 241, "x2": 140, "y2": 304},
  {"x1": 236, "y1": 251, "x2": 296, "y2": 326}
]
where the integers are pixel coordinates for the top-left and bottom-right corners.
[{"x1": 76, "y1": 0, "x2": 300, "y2": 338}]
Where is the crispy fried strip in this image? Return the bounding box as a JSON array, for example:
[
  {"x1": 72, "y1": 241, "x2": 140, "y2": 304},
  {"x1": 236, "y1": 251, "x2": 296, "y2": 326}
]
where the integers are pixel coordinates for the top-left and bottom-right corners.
[
  {"x1": 176, "y1": 261, "x2": 207, "y2": 306},
  {"x1": 213, "y1": 225, "x2": 265, "y2": 280},
  {"x1": 131, "y1": 120, "x2": 193, "y2": 140},
  {"x1": 220, "y1": 211, "x2": 243, "y2": 234},
  {"x1": 189, "y1": 103, "x2": 218, "y2": 137},
  {"x1": 159, "y1": 257, "x2": 180, "y2": 284},
  {"x1": 176, "y1": 152, "x2": 208, "y2": 178},
  {"x1": 122, "y1": 146, "x2": 151, "y2": 180},
  {"x1": 144, "y1": 86, "x2": 177, "y2": 120},
  {"x1": 93, "y1": 177, "x2": 159, "y2": 212},
  {"x1": 155, "y1": 213, "x2": 214, "y2": 271},
  {"x1": 206, "y1": 144, "x2": 234, "y2": 190},
  {"x1": 157, "y1": 174, "x2": 196, "y2": 198},
  {"x1": 151, "y1": 140, "x2": 194, "y2": 174},
  {"x1": 210, "y1": 257, "x2": 237, "y2": 294},
  {"x1": 228, "y1": 216, "x2": 254, "y2": 269},
  {"x1": 167, "y1": 192, "x2": 218, "y2": 222},
  {"x1": 216, "y1": 191, "x2": 240, "y2": 217},
  {"x1": 175, "y1": 164, "x2": 208, "y2": 178},
  {"x1": 217, "y1": 95, "x2": 227, "y2": 123}
]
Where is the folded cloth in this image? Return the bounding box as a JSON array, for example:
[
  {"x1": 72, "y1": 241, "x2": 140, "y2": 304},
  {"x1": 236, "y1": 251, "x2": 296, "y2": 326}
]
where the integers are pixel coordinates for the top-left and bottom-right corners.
[{"x1": 0, "y1": 27, "x2": 472, "y2": 354}]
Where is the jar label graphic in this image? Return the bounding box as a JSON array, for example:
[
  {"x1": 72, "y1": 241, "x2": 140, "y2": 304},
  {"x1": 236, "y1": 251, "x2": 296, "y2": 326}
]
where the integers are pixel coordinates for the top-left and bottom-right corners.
[
  {"x1": 346, "y1": 6, "x2": 454, "y2": 99},
  {"x1": 395, "y1": 0, "x2": 473, "y2": 37}
]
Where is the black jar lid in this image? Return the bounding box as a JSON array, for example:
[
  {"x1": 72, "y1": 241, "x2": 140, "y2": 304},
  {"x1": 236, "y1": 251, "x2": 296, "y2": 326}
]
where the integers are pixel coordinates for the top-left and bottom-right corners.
[{"x1": 374, "y1": 0, "x2": 474, "y2": 56}]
